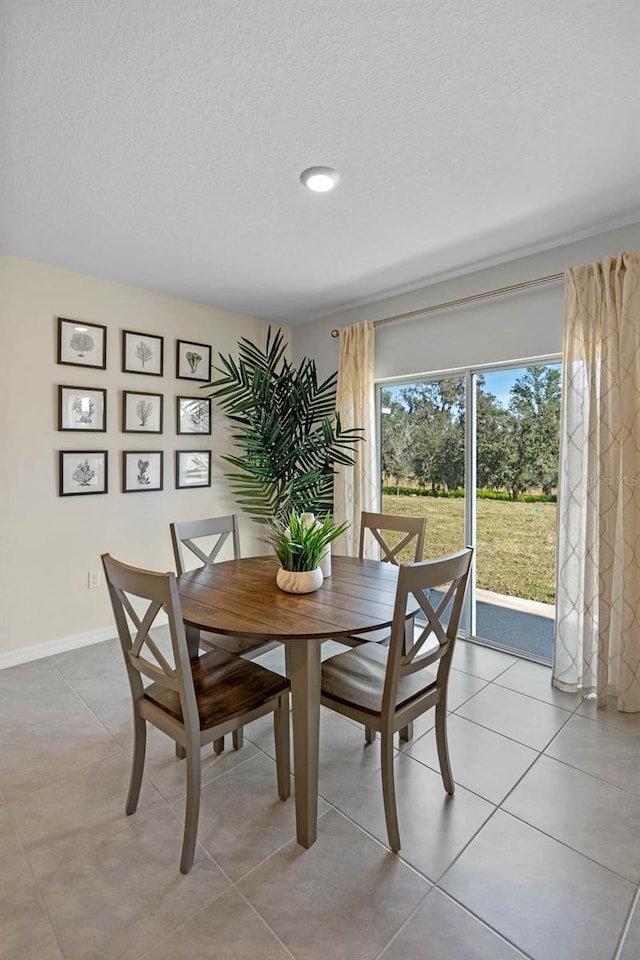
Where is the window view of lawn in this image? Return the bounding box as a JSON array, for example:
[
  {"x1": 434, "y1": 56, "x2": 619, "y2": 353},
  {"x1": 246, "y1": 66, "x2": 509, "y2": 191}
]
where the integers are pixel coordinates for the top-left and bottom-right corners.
[
  {"x1": 380, "y1": 364, "x2": 561, "y2": 607},
  {"x1": 381, "y1": 493, "x2": 557, "y2": 603}
]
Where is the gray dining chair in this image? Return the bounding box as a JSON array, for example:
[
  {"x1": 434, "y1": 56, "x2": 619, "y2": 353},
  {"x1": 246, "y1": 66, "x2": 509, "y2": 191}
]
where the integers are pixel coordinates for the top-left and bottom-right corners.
[
  {"x1": 359, "y1": 510, "x2": 427, "y2": 566},
  {"x1": 350, "y1": 511, "x2": 428, "y2": 743},
  {"x1": 321, "y1": 548, "x2": 473, "y2": 853},
  {"x1": 102, "y1": 552, "x2": 290, "y2": 874},
  {"x1": 170, "y1": 515, "x2": 278, "y2": 752},
  {"x1": 351, "y1": 511, "x2": 428, "y2": 644},
  {"x1": 171, "y1": 514, "x2": 282, "y2": 661}
]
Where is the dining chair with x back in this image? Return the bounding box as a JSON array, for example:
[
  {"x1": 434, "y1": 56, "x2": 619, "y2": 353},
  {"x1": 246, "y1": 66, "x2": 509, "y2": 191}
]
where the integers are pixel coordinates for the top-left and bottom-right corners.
[
  {"x1": 101, "y1": 553, "x2": 290, "y2": 874},
  {"x1": 359, "y1": 510, "x2": 427, "y2": 566},
  {"x1": 170, "y1": 514, "x2": 277, "y2": 752},
  {"x1": 351, "y1": 511, "x2": 429, "y2": 743},
  {"x1": 320, "y1": 547, "x2": 473, "y2": 853}
]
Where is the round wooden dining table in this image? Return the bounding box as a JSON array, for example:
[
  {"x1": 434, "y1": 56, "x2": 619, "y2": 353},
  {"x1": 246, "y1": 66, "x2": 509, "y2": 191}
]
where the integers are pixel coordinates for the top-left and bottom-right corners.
[{"x1": 176, "y1": 554, "x2": 403, "y2": 848}]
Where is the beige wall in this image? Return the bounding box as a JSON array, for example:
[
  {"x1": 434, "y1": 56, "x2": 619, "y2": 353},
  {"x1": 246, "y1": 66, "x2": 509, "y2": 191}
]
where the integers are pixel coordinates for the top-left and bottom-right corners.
[{"x1": 0, "y1": 253, "x2": 282, "y2": 665}]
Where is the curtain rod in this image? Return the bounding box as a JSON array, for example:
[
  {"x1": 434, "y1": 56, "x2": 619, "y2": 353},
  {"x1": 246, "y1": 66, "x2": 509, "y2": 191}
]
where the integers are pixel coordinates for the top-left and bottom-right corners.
[{"x1": 330, "y1": 271, "x2": 564, "y2": 337}]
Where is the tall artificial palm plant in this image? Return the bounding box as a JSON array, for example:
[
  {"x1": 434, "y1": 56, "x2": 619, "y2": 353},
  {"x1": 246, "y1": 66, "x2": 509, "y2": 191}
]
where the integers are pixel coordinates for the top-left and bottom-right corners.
[{"x1": 203, "y1": 328, "x2": 362, "y2": 523}]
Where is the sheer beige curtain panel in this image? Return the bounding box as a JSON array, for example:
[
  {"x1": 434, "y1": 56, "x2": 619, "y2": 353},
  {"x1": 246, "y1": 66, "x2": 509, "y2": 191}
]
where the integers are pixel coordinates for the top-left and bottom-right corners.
[
  {"x1": 334, "y1": 321, "x2": 378, "y2": 557},
  {"x1": 554, "y1": 251, "x2": 640, "y2": 712}
]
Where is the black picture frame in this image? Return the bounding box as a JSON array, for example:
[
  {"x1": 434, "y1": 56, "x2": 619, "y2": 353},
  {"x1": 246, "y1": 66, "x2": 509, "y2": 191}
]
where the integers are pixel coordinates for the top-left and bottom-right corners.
[
  {"x1": 122, "y1": 451, "x2": 164, "y2": 493},
  {"x1": 57, "y1": 318, "x2": 107, "y2": 369},
  {"x1": 59, "y1": 450, "x2": 108, "y2": 496},
  {"x1": 122, "y1": 329, "x2": 164, "y2": 376},
  {"x1": 176, "y1": 339, "x2": 212, "y2": 382},
  {"x1": 176, "y1": 396, "x2": 211, "y2": 434},
  {"x1": 58, "y1": 385, "x2": 107, "y2": 432},
  {"x1": 122, "y1": 390, "x2": 163, "y2": 433},
  {"x1": 175, "y1": 450, "x2": 212, "y2": 488}
]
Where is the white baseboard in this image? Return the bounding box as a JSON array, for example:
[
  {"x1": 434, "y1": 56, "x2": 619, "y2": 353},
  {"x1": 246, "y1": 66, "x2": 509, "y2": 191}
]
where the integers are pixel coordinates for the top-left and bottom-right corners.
[{"x1": 0, "y1": 613, "x2": 169, "y2": 671}]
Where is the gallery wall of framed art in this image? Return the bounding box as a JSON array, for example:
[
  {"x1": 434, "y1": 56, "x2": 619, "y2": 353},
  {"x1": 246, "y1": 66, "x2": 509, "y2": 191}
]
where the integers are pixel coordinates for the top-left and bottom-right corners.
[{"x1": 55, "y1": 316, "x2": 216, "y2": 495}]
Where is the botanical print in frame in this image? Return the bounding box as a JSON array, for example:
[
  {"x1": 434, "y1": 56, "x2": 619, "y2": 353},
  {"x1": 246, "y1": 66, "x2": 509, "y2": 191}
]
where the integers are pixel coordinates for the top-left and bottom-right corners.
[
  {"x1": 123, "y1": 451, "x2": 163, "y2": 493},
  {"x1": 59, "y1": 385, "x2": 107, "y2": 432},
  {"x1": 175, "y1": 450, "x2": 211, "y2": 488},
  {"x1": 176, "y1": 339, "x2": 212, "y2": 382},
  {"x1": 177, "y1": 396, "x2": 211, "y2": 434},
  {"x1": 122, "y1": 329, "x2": 164, "y2": 376},
  {"x1": 122, "y1": 390, "x2": 163, "y2": 433},
  {"x1": 57, "y1": 318, "x2": 107, "y2": 369},
  {"x1": 59, "y1": 451, "x2": 108, "y2": 496}
]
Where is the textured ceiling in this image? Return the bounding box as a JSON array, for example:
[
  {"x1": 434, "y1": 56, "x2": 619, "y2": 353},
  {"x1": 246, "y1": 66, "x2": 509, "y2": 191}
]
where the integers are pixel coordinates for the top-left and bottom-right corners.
[{"x1": 1, "y1": 0, "x2": 639, "y2": 324}]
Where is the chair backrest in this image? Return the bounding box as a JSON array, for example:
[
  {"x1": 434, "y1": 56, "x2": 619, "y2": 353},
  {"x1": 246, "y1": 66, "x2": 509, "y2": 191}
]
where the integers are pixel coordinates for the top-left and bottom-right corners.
[
  {"x1": 170, "y1": 515, "x2": 240, "y2": 576},
  {"x1": 383, "y1": 548, "x2": 473, "y2": 716},
  {"x1": 101, "y1": 553, "x2": 198, "y2": 730},
  {"x1": 359, "y1": 511, "x2": 427, "y2": 564}
]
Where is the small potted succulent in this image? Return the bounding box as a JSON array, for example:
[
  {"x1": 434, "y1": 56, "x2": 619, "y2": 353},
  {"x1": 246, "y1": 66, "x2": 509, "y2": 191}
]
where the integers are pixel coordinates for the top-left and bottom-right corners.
[{"x1": 266, "y1": 512, "x2": 349, "y2": 594}]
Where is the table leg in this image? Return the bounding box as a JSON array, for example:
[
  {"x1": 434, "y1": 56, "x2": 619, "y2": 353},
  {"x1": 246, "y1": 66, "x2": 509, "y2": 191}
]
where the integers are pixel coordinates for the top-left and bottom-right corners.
[
  {"x1": 288, "y1": 640, "x2": 322, "y2": 848},
  {"x1": 185, "y1": 624, "x2": 200, "y2": 659}
]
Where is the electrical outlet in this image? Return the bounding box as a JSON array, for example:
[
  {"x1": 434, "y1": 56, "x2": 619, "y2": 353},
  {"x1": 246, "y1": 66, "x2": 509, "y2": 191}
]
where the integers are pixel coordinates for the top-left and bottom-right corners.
[{"x1": 88, "y1": 570, "x2": 101, "y2": 589}]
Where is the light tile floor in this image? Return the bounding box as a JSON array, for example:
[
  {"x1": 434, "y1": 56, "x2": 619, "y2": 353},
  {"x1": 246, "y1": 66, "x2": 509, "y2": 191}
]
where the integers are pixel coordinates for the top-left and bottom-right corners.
[{"x1": 1, "y1": 637, "x2": 638, "y2": 960}]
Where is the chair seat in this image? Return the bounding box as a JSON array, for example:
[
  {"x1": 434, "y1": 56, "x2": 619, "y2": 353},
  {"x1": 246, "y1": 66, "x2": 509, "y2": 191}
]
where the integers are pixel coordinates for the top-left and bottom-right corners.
[
  {"x1": 144, "y1": 648, "x2": 289, "y2": 730},
  {"x1": 321, "y1": 643, "x2": 437, "y2": 716},
  {"x1": 199, "y1": 630, "x2": 275, "y2": 657},
  {"x1": 347, "y1": 627, "x2": 391, "y2": 645}
]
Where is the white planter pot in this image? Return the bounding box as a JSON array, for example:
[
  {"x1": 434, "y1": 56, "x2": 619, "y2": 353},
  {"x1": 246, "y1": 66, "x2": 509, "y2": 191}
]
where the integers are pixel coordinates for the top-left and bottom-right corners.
[
  {"x1": 319, "y1": 547, "x2": 331, "y2": 578},
  {"x1": 276, "y1": 566, "x2": 323, "y2": 594}
]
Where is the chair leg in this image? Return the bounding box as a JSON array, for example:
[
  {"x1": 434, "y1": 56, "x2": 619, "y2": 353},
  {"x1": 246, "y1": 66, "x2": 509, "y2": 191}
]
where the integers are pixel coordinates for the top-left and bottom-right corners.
[
  {"x1": 381, "y1": 732, "x2": 400, "y2": 853},
  {"x1": 232, "y1": 728, "x2": 244, "y2": 750},
  {"x1": 399, "y1": 622, "x2": 414, "y2": 744},
  {"x1": 180, "y1": 740, "x2": 202, "y2": 875},
  {"x1": 399, "y1": 721, "x2": 414, "y2": 743},
  {"x1": 273, "y1": 694, "x2": 291, "y2": 800},
  {"x1": 213, "y1": 737, "x2": 225, "y2": 754},
  {"x1": 364, "y1": 726, "x2": 375, "y2": 744},
  {"x1": 126, "y1": 713, "x2": 146, "y2": 815},
  {"x1": 435, "y1": 700, "x2": 454, "y2": 795}
]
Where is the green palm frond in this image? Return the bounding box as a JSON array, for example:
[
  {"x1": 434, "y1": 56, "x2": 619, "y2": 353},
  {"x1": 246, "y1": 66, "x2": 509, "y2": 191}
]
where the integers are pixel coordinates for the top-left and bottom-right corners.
[{"x1": 201, "y1": 326, "x2": 364, "y2": 523}]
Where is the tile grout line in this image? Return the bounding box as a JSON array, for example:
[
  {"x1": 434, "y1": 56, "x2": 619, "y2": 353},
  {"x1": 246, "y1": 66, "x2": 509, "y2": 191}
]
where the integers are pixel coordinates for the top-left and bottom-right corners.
[
  {"x1": 430, "y1": 888, "x2": 536, "y2": 960},
  {"x1": 402, "y1": 699, "x2": 575, "y2": 889},
  {"x1": 132, "y1": 672, "x2": 640, "y2": 958},
  {"x1": 139, "y1": 803, "x2": 299, "y2": 960},
  {"x1": 370, "y1": 885, "x2": 438, "y2": 960},
  {"x1": 4, "y1": 797, "x2": 67, "y2": 959},
  {"x1": 613, "y1": 882, "x2": 640, "y2": 960},
  {"x1": 494, "y1": 806, "x2": 640, "y2": 888},
  {"x1": 7, "y1": 645, "x2": 636, "y2": 960}
]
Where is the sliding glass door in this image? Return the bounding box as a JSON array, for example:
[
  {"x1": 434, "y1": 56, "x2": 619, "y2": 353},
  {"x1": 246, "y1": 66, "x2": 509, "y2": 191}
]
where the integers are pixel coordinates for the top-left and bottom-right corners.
[
  {"x1": 380, "y1": 376, "x2": 467, "y2": 561},
  {"x1": 378, "y1": 359, "x2": 561, "y2": 662}
]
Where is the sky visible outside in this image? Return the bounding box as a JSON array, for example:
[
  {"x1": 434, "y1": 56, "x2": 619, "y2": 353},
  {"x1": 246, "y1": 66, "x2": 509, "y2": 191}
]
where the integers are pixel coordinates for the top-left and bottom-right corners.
[{"x1": 382, "y1": 363, "x2": 561, "y2": 410}]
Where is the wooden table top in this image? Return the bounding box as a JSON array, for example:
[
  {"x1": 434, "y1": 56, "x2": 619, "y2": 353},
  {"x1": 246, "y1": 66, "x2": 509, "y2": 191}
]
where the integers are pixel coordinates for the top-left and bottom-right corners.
[{"x1": 177, "y1": 554, "x2": 402, "y2": 642}]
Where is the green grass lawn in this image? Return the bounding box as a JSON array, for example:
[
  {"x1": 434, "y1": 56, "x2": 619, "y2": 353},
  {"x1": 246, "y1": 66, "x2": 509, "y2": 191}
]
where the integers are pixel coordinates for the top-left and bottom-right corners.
[{"x1": 381, "y1": 494, "x2": 557, "y2": 603}]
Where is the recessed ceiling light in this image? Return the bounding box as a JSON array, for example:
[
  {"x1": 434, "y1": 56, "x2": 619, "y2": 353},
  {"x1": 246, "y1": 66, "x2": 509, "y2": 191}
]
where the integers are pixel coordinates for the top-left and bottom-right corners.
[{"x1": 300, "y1": 166, "x2": 340, "y2": 193}]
